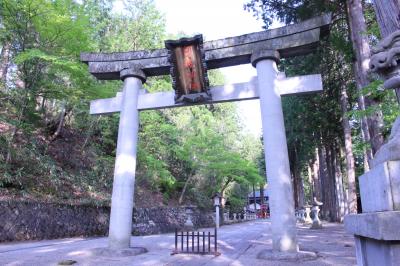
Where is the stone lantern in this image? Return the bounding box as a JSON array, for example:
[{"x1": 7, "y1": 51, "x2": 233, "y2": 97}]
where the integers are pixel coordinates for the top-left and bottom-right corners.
[
  {"x1": 212, "y1": 192, "x2": 222, "y2": 228},
  {"x1": 183, "y1": 205, "x2": 194, "y2": 230},
  {"x1": 310, "y1": 197, "x2": 323, "y2": 229},
  {"x1": 303, "y1": 204, "x2": 313, "y2": 224}
]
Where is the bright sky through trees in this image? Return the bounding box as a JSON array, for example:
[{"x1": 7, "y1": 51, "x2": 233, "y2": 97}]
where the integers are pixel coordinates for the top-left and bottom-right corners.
[
  {"x1": 153, "y1": 0, "x2": 264, "y2": 136},
  {"x1": 112, "y1": 0, "x2": 287, "y2": 136}
]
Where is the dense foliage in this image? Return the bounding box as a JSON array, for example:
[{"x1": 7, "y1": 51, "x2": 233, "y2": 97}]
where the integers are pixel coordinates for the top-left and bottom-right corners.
[
  {"x1": 245, "y1": 0, "x2": 399, "y2": 220},
  {"x1": 1, "y1": 0, "x2": 398, "y2": 221},
  {"x1": 0, "y1": 0, "x2": 262, "y2": 210}
]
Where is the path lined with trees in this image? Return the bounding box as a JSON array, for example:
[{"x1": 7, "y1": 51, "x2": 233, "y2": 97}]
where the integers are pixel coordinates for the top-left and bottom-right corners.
[
  {"x1": 0, "y1": 0, "x2": 399, "y2": 225},
  {"x1": 245, "y1": 0, "x2": 399, "y2": 221}
]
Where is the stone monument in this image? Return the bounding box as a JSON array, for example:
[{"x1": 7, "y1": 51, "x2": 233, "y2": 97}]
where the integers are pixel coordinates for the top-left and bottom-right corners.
[
  {"x1": 303, "y1": 204, "x2": 313, "y2": 224},
  {"x1": 344, "y1": 30, "x2": 400, "y2": 266},
  {"x1": 183, "y1": 206, "x2": 195, "y2": 230},
  {"x1": 310, "y1": 198, "x2": 323, "y2": 229}
]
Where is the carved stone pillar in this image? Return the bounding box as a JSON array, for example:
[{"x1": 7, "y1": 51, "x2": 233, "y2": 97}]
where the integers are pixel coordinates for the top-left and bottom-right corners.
[
  {"x1": 345, "y1": 154, "x2": 400, "y2": 266},
  {"x1": 89, "y1": 67, "x2": 149, "y2": 257},
  {"x1": 310, "y1": 206, "x2": 323, "y2": 229},
  {"x1": 304, "y1": 206, "x2": 313, "y2": 224},
  {"x1": 252, "y1": 50, "x2": 298, "y2": 253},
  {"x1": 108, "y1": 68, "x2": 146, "y2": 250},
  {"x1": 224, "y1": 212, "x2": 229, "y2": 222},
  {"x1": 370, "y1": 30, "x2": 400, "y2": 98},
  {"x1": 298, "y1": 208, "x2": 306, "y2": 223}
]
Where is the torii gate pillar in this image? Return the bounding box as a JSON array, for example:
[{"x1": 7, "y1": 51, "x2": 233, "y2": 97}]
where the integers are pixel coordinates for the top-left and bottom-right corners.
[
  {"x1": 108, "y1": 68, "x2": 145, "y2": 250},
  {"x1": 252, "y1": 50, "x2": 298, "y2": 252}
]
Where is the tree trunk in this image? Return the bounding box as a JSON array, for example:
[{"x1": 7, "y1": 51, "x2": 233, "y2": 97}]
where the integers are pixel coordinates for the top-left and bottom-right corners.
[
  {"x1": 6, "y1": 95, "x2": 28, "y2": 165},
  {"x1": 347, "y1": 0, "x2": 385, "y2": 155},
  {"x1": 307, "y1": 164, "x2": 313, "y2": 203},
  {"x1": 355, "y1": 65, "x2": 374, "y2": 170},
  {"x1": 297, "y1": 174, "x2": 305, "y2": 208},
  {"x1": 340, "y1": 84, "x2": 358, "y2": 213},
  {"x1": 81, "y1": 116, "x2": 101, "y2": 153},
  {"x1": 318, "y1": 145, "x2": 329, "y2": 219},
  {"x1": 0, "y1": 42, "x2": 11, "y2": 86},
  {"x1": 50, "y1": 103, "x2": 71, "y2": 141},
  {"x1": 178, "y1": 174, "x2": 192, "y2": 205},
  {"x1": 247, "y1": 185, "x2": 250, "y2": 206},
  {"x1": 372, "y1": 0, "x2": 400, "y2": 38},
  {"x1": 312, "y1": 148, "x2": 322, "y2": 201},
  {"x1": 372, "y1": 0, "x2": 400, "y2": 99},
  {"x1": 322, "y1": 144, "x2": 343, "y2": 222},
  {"x1": 334, "y1": 148, "x2": 346, "y2": 222},
  {"x1": 260, "y1": 183, "x2": 265, "y2": 205},
  {"x1": 252, "y1": 184, "x2": 257, "y2": 212},
  {"x1": 326, "y1": 144, "x2": 341, "y2": 222},
  {"x1": 326, "y1": 145, "x2": 336, "y2": 221},
  {"x1": 294, "y1": 146, "x2": 305, "y2": 208},
  {"x1": 292, "y1": 169, "x2": 299, "y2": 209}
]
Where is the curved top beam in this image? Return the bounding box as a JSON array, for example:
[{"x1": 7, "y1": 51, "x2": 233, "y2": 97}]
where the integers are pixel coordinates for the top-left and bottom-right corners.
[{"x1": 81, "y1": 13, "x2": 331, "y2": 80}]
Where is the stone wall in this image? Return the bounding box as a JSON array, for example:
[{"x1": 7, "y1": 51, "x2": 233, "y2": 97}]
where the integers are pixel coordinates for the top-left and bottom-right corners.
[
  {"x1": 0, "y1": 201, "x2": 110, "y2": 242},
  {"x1": 132, "y1": 207, "x2": 214, "y2": 235},
  {"x1": 0, "y1": 201, "x2": 214, "y2": 242}
]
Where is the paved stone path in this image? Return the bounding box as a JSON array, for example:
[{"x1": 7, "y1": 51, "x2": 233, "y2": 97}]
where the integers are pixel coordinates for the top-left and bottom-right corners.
[{"x1": 0, "y1": 219, "x2": 356, "y2": 266}]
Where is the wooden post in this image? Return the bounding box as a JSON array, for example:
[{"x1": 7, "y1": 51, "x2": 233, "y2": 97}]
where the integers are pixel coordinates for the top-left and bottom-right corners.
[
  {"x1": 203, "y1": 232, "x2": 205, "y2": 253},
  {"x1": 192, "y1": 231, "x2": 194, "y2": 252},
  {"x1": 214, "y1": 228, "x2": 217, "y2": 255},
  {"x1": 208, "y1": 232, "x2": 211, "y2": 252},
  {"x1": 181, "y1": 231, "x2": 183, "y2": 251},
  {"x1": 197, "y1": 232, "x2": 200, "y2": 253},
  {"x1": 175, "y1": 229, "x2": 178, "y2": 252},
  {"x1": 186, "y1": 231, "x2": 189, "y2": 252}
]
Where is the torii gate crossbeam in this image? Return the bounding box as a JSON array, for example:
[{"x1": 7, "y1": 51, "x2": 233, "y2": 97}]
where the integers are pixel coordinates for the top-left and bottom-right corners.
[{"x1": 90, "y1": 74, "x2": 322, "y2": 114}]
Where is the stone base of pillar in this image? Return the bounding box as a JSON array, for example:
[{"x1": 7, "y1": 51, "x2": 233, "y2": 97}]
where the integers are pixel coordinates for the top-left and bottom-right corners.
[
  {"x1": 310, "y1": 206, "x2": 323, "y2": 229},
  {"x1": 90, "y1": 247, "x2": 148, "y2": 257},
  {"x1": 304, "y1": 219, "x2": 312, "y2": 224},
  {"x1": 310, "y1": 221, "x2": 323, "y2": 229},
  {"x1": 257, "y1": 249, "x2": 317, "y2": 262},
  {"x1": 303, "y1": 206, "x2": 312, "y2": 224},
  {"x1": 345, "y1": 211, "x2": 400, "y2": 266},
  {"x1": 183, "y1": 217, "x2": 194, "y2": 230},
  {"x1": 296, "y1": 209, "x2": 306, "y2": 223},
  {"x1": 344, "y1": 156, "x2": 400, "y2": 265}
]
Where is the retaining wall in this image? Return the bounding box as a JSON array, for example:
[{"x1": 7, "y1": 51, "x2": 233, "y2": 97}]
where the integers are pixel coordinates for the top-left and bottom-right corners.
[{"x1": 0, "y1": 201, "x2": 214, "y2": 242}]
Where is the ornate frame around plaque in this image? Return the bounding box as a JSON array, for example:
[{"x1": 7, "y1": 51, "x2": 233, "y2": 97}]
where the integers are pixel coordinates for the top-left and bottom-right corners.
[{"x1": 165, "y1": 35, "x2": 211, "y2": 103}]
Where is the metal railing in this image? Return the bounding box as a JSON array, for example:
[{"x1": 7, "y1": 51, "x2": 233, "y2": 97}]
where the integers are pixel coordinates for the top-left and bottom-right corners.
[
  {"x1": 172, "y1": 228, "x2": 220, "y2": 256},
  {"x1": 223, "y1": 212, "x2": 257, "y2": 223}
]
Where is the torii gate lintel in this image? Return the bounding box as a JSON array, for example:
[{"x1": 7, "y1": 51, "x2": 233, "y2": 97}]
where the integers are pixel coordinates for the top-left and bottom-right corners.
[{"x1": 89, "y1": 74, "x2": 322, "y2": 115}]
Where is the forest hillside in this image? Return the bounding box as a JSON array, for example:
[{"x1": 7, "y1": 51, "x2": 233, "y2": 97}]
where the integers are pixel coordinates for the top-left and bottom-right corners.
[
  {"x1": 0, "y1": 0, "x2": 263, "y2": 211},
  {"x1": 1, "y1": 0, "x2": 399, "y2": 221}
]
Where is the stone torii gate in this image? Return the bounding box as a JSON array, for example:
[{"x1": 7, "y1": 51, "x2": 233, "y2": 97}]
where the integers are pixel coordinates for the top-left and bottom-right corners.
[{"x1": 81, "y1": 14, "x2": 331, "y2": 254}]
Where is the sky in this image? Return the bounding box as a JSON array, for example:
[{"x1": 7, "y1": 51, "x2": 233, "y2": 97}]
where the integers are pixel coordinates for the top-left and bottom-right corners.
[
  {"x1": 153, "y1": 0, "x2": 268, "y2": 137},
  {"x1": 116, "y1": 0, "x2": 271, "y2": 136},
  {"x1": 155, "y1": 0, "x2": 270, "y2": 137}
]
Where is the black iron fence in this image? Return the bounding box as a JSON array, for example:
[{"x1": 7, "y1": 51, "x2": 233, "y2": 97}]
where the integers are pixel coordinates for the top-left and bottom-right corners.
[{"x1": 171, "y1": 228, "x2": 220, "y2": 256}]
